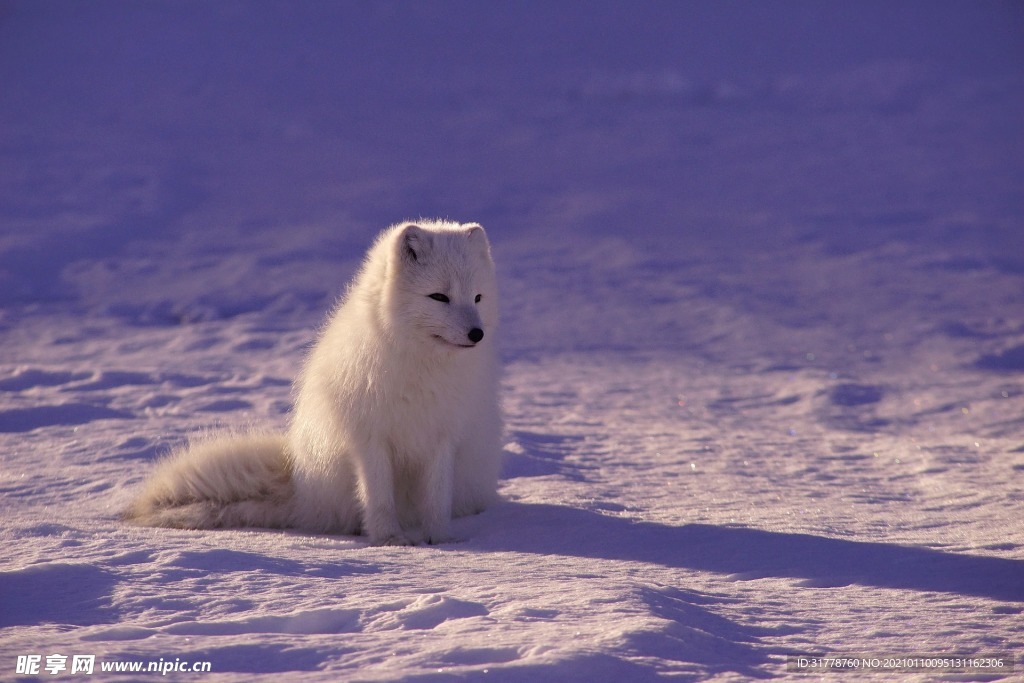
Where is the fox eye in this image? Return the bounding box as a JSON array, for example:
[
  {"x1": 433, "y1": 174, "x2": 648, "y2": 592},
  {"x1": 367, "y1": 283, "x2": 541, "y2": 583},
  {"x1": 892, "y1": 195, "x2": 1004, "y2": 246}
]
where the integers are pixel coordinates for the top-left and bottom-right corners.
[
  {"x1": 428, "y1": 293, "x2": 450, "y2": 303},
  {"x1": 474, "y1": 294, "x2": 482, "y2": 303}
]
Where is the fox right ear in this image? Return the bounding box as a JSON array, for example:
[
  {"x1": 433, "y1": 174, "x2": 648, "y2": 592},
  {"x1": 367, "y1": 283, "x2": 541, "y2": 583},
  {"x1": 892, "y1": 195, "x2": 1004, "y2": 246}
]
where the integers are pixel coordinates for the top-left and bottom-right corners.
[{"x1": 399, "y1": 224, "x2": 432, "y2": 265}]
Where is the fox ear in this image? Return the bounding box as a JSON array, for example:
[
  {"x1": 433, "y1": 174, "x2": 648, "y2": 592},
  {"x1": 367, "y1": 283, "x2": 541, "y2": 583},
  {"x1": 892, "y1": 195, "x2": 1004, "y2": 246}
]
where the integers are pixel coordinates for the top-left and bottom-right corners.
[
  {"x1": 464, "y1": 224, "x2": 491, "y2": 254},
  {"x1": 399, "y1": 224, "x2": 432, "y2": 264}
]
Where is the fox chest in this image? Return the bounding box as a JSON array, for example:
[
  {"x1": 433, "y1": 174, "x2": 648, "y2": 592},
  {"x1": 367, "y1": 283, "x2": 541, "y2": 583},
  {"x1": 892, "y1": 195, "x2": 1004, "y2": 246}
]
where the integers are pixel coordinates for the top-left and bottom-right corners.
[{"x1": 367, "y1": 372, "x2": 475, "y2": 461}]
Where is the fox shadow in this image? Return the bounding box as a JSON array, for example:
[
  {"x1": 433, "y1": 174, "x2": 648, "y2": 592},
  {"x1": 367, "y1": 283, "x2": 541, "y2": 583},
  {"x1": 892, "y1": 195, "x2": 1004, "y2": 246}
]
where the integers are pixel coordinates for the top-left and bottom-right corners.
[{"x1": 470, "y1": 502, "x2": 1024, "y2": 603}]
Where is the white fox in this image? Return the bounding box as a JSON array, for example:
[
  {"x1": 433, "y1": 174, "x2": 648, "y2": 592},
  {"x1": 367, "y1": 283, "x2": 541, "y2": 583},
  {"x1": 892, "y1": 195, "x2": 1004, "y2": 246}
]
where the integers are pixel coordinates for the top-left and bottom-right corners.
[{"x1": 124, "y1": 220, "x2": 503, "y2": 545}]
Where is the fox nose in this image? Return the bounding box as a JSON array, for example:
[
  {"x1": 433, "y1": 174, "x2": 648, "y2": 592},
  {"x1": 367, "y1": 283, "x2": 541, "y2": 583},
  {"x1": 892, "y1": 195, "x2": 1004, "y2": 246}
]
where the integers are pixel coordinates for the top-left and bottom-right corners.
[{"x1": 468, "y1": 328, "x2": 484, "y2": 344}]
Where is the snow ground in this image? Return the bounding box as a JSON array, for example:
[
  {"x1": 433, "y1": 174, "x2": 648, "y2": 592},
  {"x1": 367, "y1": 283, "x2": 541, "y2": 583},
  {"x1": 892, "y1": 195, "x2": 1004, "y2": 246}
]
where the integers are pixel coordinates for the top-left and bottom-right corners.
[{"x1": 1, "y1": 1, "x2": 1023, "y2": 680}]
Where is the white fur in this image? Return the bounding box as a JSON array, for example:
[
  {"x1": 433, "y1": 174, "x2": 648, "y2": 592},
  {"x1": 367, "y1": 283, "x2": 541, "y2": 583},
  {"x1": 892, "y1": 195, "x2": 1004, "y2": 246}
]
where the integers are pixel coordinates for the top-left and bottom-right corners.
[{"x1": 124, "y1": 220, "x2": 503, "y2": 545}]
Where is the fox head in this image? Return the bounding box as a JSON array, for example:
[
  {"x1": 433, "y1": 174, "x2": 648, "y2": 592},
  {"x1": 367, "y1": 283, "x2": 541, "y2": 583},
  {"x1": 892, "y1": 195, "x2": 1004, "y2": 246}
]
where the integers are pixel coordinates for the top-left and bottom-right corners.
[{"x1": 385, "y1": 221, "x2": 498, "y2": 351}]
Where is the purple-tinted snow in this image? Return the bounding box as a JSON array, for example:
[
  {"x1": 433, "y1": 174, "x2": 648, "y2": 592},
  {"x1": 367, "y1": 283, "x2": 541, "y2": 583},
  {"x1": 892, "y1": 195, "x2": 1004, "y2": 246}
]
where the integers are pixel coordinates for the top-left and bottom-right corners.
[{"x1": 1, "y1": 2, "x2": 1022, "y2": 680}]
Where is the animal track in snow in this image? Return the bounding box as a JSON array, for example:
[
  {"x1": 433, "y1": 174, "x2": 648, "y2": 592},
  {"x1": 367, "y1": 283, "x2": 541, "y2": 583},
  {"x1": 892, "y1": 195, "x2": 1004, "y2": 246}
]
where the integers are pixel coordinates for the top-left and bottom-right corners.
[
  {"x1": 0, "y1": 368, "x2": 91, "y2": 391},
  {"x1": 0, "y1": 404, "x2": 134, "y2": 433},
  {"x1": 164, "y1": 608, "x2": 363, "y2": 636},
  {"x1": 366, "y1": 595, "x2": 490, "y2": 631}
]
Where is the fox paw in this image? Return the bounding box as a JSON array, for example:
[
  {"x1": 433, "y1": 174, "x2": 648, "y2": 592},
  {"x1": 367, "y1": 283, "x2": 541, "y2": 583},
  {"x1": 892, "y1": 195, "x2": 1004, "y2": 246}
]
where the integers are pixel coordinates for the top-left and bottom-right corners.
[
  {"x1": 372, "y1": 531, "x2": 414, "y2": 547},
  {"x1": 424, "y1": 533, "x2": 455, "y2": 546}
]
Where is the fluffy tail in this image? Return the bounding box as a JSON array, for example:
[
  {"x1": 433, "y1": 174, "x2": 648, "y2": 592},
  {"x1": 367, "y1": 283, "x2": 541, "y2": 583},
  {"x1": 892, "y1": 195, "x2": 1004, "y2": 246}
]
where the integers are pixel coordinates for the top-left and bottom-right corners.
[{"x1": 122, "y1": 432, "x2": 294, "y2": 530}]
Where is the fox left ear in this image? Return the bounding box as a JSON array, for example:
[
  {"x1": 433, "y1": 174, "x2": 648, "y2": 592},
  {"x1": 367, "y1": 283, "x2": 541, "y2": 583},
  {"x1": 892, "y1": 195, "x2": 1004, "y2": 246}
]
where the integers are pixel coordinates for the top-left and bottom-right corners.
[{"x1": 464, "y1": 224, "x2": 491, "y2": 254}]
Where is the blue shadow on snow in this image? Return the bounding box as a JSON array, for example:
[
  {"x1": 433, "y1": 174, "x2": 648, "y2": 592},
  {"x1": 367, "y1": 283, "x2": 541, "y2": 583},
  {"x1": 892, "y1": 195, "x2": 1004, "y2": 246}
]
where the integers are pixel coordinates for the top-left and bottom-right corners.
[{"x1": 473, "y1": 503, "x2": 1024, "y2": 603}]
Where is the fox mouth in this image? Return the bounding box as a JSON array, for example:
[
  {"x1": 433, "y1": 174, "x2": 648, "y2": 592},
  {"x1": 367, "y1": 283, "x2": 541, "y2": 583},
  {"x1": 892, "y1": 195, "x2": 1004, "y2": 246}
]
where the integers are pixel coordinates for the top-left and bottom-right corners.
[{"x1": 432, "y1": 335, "x2": 476, "y2": 349}]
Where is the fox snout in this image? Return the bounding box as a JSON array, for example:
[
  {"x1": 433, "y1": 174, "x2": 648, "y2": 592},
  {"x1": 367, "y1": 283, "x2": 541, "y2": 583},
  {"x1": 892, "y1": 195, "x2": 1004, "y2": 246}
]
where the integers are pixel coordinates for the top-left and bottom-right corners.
[
  {"x1": 429, "y1": 308, "x2": 486, "y2": 349},
  {"x1": 453, "y1": 305, "x2": 485, "y2": 347},
  {"x1": 436, "y1": 325, "x2": 483, "y2": 349}
]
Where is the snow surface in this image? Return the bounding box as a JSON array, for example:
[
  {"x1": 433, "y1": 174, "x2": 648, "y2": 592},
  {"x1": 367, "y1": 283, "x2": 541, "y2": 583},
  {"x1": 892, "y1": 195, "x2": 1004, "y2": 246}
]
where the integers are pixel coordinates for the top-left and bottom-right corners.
[{"x1": 2, "y1": 1, "x2": 1023, "y2": 680}]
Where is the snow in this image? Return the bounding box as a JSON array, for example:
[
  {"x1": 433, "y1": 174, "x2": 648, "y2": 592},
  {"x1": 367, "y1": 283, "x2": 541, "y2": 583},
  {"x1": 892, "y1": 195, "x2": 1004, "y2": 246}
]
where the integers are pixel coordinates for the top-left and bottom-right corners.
[{"x1": 1, "y1": 1, "x2": 1023, "y2": 680}]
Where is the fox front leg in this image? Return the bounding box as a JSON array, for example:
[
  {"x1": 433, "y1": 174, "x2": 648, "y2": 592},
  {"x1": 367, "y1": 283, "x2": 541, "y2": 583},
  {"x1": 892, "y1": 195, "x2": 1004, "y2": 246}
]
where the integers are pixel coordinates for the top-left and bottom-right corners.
[
  {"x1": 354, "y1": 444, "x2": 412, "y2": 546},
  {"x1": 417, "y1": 446, "x2": 455, "y2": 545}
]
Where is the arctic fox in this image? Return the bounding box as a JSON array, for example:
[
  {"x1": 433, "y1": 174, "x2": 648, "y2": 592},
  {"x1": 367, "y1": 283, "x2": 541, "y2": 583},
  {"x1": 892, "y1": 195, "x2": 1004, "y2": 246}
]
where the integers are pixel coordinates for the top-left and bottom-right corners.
[{"x1": 124, "y1": 220, "x2": 503, "y2": 545}]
